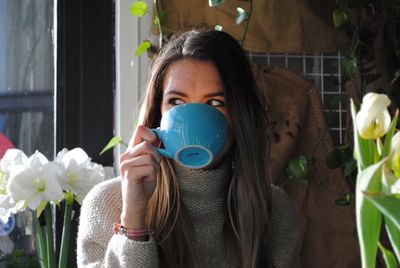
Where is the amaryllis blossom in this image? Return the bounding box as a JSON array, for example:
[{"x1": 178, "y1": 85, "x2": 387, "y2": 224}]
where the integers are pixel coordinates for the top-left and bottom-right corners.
[
  {"x1": 0, "y1": 149, "x2": 28, "y2": 221},
  {"x1": 6, "y1": 151, "x2": 63, "y2": 210},
  {"x1": 55, "y1": 148, "x2": 105, "y2": 204},
  {"x1": 356, "y1": 92, "x2": 391, "y2": 139}
]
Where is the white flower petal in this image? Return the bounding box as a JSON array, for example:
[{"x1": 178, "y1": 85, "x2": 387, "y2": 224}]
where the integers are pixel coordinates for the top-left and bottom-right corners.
[
  {"x1": 27, "y1": 151, "x2": 49, "y2": 169},
  {"x1": 362, "y1": 92, "x2": 391, "y2": 110},
  {"x1": 356, "y1": 94, "x2": 391, "y2": 140},
  {"x1": 58, "y1": 148, "x2": 89, "y2": 167},
  {"x1": 55, "y1": 148, "x2": 69, "y2": 161},
  {"x1": 0, "y1": 195, "x2": 15, "y2": 209},
  {"x1": 0, "y1": 149, "x2": 28, "y2": 174},
  {"x1": 6, "y1": 161, "x2": 63, "y2": 210},
  {"x1": 0, "y1": 208, "x2": 11, "y2": 223},
  {"x1": 391, "y1": 132, "x2": 400, "y2": 153},
  {"x1": 391, "y1": 180, "x2": 400, "y2": 194}
]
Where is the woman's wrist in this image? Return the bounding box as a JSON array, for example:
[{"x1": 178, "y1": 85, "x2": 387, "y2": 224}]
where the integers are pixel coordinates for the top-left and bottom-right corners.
[
  {"x1": 113, "y1": 223, "x2": 151, "y2": 241},
  {"x1": 120, "y1": 211, "x2": 146, "y2": 229}
]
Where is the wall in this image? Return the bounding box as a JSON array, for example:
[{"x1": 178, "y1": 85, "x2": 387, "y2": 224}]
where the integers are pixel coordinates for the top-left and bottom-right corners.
[{"x1": 115, "y1": 0, "x2": 152, "y2": 169}]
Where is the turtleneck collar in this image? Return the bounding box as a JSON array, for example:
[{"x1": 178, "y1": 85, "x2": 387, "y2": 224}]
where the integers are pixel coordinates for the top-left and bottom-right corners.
[
  {"x1": 174, "y1": 160, "x2": 232, "y2": 201},
  {"x1": 173, "y1": 160, "x2": 239, "y2": 267}
]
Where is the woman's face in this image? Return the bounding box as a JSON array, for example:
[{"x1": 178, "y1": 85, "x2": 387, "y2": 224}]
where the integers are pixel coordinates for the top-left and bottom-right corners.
[
  {"x1": 161, "y1": 59, "x2": 233, "y2": 166},
  {"x1": 161, "y1": 59, "x2": 230, "y2": 121}
]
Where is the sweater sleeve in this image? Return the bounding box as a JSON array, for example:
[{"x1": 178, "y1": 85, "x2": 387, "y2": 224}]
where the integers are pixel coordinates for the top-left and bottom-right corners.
[
  {"x1": 269, "y1": 185, "x2": 301, "y2": 268},
  {"x1": 77, "y1": 177, "x2": 159, "y2": 268}
]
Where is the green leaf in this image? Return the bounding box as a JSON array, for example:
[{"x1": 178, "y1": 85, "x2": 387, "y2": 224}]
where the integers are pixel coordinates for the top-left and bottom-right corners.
[
  {"x1": 158, "y1": 10, "x2": 168, "y2": 21},
  {"x1": 63, "y1": 191, "x2": 75, "y2": 205},
  {"x1": 134, "y1": 41, "x2": 151, "y2": 57},
  {"x1": 154, "y1": 10, "x2": 168, "y2": 25},
  {"x1": 332, "y1": 9, "x2": 348, "y2": 28},
  {"x1": 36, "y1": 201, "x2": 48, "y2": 218},
  {"x1": 344, "y1": 158, "x2": 357, "y2": 177},
  {"x1": 356, "y1": 158, "x2": 385, "y2": 268},
  {"x1": 378, "y1": 241, "x2": 399, "y2": 268},
  {"x1": 385, "y1": 216, "x2": 400, "y2": 262},
  {"x1": 100, "y1": 136, "x2": 123, "y2": 155},
  {"x1": 214, "y1": 25, "x2": 223, "y2": 31},
  {"x1": 350, "y1": 99, "x2": 374, "y2": 171},
  {"x1": 286, "y1": 155, "x2": 308, "y2": 185},
  {"x1": 381, "y1": 110, "x2": 399, "y2": 159},
  {"x1": 343, "y1": 56, "x2": 357, "y2": 81},
  {"x1": 363, "y1": 192, "x2": 400, "y2": 230},
  {"x1": 335, "y1": 193, "x2": 354, "y2": 206},
  {"x1": 208, "y1": 0, "x2": 226, "y2": 7},
  {"x1": 235, "y1": 7, "x2": 250, "y2": 25},
  {"x1": 130, "y1": 1, "x2": 147, "y2": 17},
  {"x1": 382, "y1": 166, "x2": 397, "y2": 194},
  {"x1": 326, "y1": 148, "x2": 342, "y2": 169},
  {"x1": 339, "y1": 144, "x2": 354, "y2": 163}
]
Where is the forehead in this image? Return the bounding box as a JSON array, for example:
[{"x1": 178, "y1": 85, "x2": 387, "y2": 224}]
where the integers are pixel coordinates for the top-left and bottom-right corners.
[{"x1": 162, "y1": 59, "x2": 223, "y2": 94}]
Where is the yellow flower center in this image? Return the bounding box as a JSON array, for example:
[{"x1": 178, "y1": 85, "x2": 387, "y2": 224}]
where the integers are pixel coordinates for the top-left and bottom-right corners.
[
  {"x1": 34, "y1": 178, "x2": 46, "y2": 193},
  {"x1": 0, "y1": 172, "x2": 7, "y2": 195},
  {"x1": 67, "y1": 172, "x2": 78, "y2": 185},
  {"x1": 361, "y1": 118, "x2": 386, "y2": 139}
]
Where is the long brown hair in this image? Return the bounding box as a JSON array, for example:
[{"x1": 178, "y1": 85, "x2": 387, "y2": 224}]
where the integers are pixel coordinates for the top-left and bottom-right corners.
[{"x1": 138, "y1": 30, "x2": 272, "y2": 267}]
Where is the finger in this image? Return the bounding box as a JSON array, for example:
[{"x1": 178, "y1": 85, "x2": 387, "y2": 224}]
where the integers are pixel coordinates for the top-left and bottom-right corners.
[
  {"x1": 120, "y1": 153, "x2": 160, "y2": 171},
  {"x1": 121, "y1": 164, "x2": 159, "y2": 183},
  {"x1": 120, "y1": 141, "x2": 162, "y2": 164},
  {"x1": 129, "y1": 125, "x2": 158, "y2": 148}
]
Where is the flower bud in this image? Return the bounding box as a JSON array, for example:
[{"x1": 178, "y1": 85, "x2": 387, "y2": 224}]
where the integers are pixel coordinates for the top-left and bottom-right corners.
[
  {"x1": 355, "y1": 93, "x2": 391, "y2": 139},
  {"x1": 392, "y1": 180, "x2": 400, "y2": 194},
  {"x1": 391, "y1": 132, "x2": 400, "y2": 152}
]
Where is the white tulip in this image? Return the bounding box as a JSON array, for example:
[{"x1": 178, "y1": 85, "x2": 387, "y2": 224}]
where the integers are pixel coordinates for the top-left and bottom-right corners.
[
  {"x1": 355, "y1": 93, "x2": 391, "y2": 139},
  {"x1": 391, "y1": 132, "x2": 400, "y2": 152},
  {"x1": 392, "y1": 180, "x2": 400, "y2": 194},
  {"x1": 55, "y1": 148, "x2": 105, "y2": 204},
  {"x1": 6, "y1": 151, "x2": 64, "y2": 210}
]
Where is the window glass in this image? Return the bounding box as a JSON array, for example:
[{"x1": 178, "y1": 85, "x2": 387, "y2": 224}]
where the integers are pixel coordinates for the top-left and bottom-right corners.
[
  {"x1": 0, "y1": 0, "x2": 55, "y2": 159},
  {"x1": 0, "y1": 0, "x2": 55, "y2": 260}
]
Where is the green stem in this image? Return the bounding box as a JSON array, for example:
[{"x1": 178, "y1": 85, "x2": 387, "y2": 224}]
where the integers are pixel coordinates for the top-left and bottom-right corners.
[
  {"x1": 240, "y1": 0, "x2": 253, "y2": 47},
  {"x1": 58, "y1": 200, "x2": 73, "y2": 268},
  {"x1": 34, "y1": 214, "x2": 48, "y2": 268},
  {"x1": 45, "y1": 204, "x2": 56, "y2": 268},
  {"x1": 154, "y1": 0, "x2": 163, "y2": 48}
]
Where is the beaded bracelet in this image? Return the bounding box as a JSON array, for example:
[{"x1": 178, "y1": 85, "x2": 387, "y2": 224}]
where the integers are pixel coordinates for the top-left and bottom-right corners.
[{"x1": 112, "y1": 223, "x2": 153, "y2": 239}]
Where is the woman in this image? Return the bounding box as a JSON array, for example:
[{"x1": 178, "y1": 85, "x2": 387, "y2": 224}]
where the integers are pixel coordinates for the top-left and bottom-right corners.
[{"x1": 77, "y1": 30, "x2": 300, "y2": 267}]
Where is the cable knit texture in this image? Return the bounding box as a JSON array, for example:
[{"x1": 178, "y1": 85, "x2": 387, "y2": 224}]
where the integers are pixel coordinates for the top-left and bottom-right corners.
[{"x1": 77, "y1": 162, "x2": 300, "y2": 267}]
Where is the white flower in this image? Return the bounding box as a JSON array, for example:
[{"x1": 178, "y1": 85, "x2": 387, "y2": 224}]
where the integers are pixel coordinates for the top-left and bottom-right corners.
[
  {"x1": 6, "y1": 151, "x2": 64, "y2": 210},
  {"x1": 392, "y1": 179, "x2": 400, "y2": 194},
  {"x1": 0, "y1": 149, "x2": 28, "y2": 219},
  {"x1": 391, "y1": 131, "x2": 400, "y2": 152},
  {"x1": 55, "y1": 148, "x2": 105, "y2": 204},
  {"x1": 356, "y1": 93, "x2": 391, "y2": 139},
  {"x1": 0, "y1": 149, "x2": 28, "y2": 191}
]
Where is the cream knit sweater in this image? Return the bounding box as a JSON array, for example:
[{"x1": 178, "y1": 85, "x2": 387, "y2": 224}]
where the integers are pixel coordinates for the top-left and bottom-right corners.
[{"x1": 77, "y1": 162, "x2": 300, "y2": 267}]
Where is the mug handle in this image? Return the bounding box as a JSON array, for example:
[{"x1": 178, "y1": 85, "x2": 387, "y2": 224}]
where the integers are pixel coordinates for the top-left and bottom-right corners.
[{"x1": 151, "y1": 129, "x2": 174, "y2": 159}]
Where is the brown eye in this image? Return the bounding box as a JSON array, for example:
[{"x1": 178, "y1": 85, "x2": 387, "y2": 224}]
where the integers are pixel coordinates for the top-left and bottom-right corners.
[{"x1": 207, "y1": 99, "x2": 225, "y2": 107}]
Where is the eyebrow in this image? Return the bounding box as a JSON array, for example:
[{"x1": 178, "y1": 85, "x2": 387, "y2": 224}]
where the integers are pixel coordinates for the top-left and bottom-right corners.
[{"x1": 165, "y1": 90, "x2": 225, "y2": 98}]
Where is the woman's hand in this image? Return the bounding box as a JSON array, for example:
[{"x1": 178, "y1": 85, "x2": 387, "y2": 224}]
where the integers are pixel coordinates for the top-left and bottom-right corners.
[{"x1": 119, "y1": 125, "x2": 162, "y2": 229}]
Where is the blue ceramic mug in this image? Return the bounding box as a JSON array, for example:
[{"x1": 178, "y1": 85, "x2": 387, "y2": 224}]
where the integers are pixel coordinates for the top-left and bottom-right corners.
[{"x1": 152, "y1": 103, "x2": 229, "y2": 169}]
